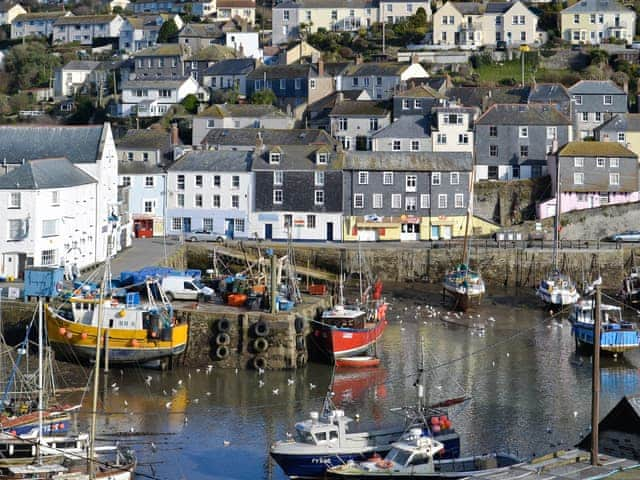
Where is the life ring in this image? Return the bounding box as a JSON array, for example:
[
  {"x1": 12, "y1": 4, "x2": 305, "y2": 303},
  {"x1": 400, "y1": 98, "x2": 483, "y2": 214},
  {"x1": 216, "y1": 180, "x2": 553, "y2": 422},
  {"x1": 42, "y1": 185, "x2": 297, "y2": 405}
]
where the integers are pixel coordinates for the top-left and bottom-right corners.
[
  {"x1": 376, "y1": 460, "x2": 393, "y2": 469},
  {"x1": 216, "y1": 332, "x2": 231, "y2": 346},
  {"x1": 215, "y1": 345, "x2": 230, "y2": 359},
  {"x1": 254, "y1": 320, "x2": 269, "y2": 337},
  {"x1": 253, "y1": 356, "x2": 267, "y2": 370},
  {"x1": 217, "y1": 318, "x2": 231, "y2": 333},
  {"x1": 294, "y1": 316, "x2": 305, "y2": 334},
  {"x1": 295, "y1": 334, "x2": 306, "y2": 351},
  {"x1": 296, "y1": 352, "x2": 307, "y2": 367},
  {"x1": 253, "y1": 337, "x2": 269, "y2": 353}
]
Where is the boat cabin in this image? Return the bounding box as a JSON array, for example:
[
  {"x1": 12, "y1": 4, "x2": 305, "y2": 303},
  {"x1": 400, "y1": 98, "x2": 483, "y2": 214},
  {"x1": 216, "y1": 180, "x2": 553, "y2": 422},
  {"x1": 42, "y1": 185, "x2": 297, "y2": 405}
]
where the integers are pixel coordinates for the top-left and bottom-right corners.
[
  {"x1": 321, "y1": 305, "x2": 367, "y2": 329},
  {"x1": 570, "y1": 301, "x2": 633, "y2": 329},
  {"x1": 294, "y1": 410, "x2": 349, "y2": 446},
  {"x1": 378, "y1": 430, "x2": 443, "y2": 471}
]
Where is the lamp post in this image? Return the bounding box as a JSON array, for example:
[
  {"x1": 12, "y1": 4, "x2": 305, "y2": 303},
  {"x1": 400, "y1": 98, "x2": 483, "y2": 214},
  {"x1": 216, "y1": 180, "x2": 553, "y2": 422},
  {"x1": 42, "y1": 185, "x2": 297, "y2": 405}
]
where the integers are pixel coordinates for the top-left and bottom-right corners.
[{"x1": 519, "y1": 44, "x2": 530, "y2": 87}]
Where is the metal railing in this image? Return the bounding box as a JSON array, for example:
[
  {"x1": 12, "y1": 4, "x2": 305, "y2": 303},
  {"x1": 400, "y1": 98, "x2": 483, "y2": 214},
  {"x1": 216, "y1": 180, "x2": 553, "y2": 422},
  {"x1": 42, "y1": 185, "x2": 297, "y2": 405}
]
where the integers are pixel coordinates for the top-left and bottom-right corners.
[{"x1": 426, "y1": 238, "x2": 618, "y2": 250}]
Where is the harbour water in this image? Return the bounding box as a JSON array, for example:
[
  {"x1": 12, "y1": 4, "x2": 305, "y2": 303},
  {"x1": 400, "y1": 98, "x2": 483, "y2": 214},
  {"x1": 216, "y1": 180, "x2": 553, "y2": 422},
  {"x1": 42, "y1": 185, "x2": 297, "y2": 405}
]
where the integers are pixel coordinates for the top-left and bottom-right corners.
[{"x1": 60, "y1": 284, "x2": 640, "y2": 480}]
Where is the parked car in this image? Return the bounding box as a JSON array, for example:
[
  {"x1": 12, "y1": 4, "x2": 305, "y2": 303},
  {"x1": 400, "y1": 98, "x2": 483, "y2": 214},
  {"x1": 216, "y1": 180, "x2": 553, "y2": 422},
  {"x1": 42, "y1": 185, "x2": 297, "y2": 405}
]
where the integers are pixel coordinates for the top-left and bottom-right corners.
[
  {"x1": 161, "y1": 275, "x2": 214, "y2": 301},
  {"x1": 609, "y1": 230, "x2": 640, "y2": 242},
  {"x1": 186, "y1": 230, "x2": 225, "y2": 243}
]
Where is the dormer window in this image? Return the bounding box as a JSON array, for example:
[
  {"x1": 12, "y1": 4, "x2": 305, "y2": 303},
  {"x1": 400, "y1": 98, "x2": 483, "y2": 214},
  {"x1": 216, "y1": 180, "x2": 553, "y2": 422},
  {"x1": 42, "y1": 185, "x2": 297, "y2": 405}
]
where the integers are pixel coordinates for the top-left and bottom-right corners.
[
  {"x1": 317, "y1": 152, "x2": 328, "y2": 164},
  {"x1": 270, "y1": 152, "x2": 281, "y2": 164}
]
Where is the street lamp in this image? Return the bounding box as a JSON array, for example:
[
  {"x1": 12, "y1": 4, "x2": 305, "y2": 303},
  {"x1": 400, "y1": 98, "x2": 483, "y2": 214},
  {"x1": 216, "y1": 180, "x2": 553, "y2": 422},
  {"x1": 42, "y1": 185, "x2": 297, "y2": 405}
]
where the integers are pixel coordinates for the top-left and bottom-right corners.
[{"x1": 520, "y1": 44, "x2": 530, "y2": 87}]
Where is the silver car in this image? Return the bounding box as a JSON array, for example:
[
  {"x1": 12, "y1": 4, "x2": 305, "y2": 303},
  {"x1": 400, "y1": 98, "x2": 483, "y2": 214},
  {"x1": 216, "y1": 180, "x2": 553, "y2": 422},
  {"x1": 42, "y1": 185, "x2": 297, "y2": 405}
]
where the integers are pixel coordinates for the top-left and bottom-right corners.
[
  {"x1": 186, "y1": 230, "x2": 225, "y2": 243},
  {"x1": 610, "y1": 230, "x2": 640, "y2": 242}
]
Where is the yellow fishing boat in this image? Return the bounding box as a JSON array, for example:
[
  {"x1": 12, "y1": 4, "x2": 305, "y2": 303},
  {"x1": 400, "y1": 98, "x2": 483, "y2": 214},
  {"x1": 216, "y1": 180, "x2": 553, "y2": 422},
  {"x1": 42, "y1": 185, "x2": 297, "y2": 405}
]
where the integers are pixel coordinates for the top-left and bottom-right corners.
[{"x1": 46, "y1": 282, "x2": 188, "y2": 369}]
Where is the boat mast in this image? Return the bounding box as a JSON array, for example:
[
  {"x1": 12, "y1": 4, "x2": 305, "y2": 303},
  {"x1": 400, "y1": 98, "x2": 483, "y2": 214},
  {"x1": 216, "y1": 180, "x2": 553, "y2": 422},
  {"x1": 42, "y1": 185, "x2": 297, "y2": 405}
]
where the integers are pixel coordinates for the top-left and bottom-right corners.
[
  {"x1": 552, "y1": 141, "x2": 561, "y2": 271},
  {"x1": 357, "y1": 240, "x2": 363, "y2": 304},
  {"x1": 37, "y1": 297, "x2": 43, "y2": 464},
  {"x1": 461, "y1": 161, "x2": 476, "y2": 268},
  {"x1": 590, "y1": 285, "x2": 601, "y2": 466}
]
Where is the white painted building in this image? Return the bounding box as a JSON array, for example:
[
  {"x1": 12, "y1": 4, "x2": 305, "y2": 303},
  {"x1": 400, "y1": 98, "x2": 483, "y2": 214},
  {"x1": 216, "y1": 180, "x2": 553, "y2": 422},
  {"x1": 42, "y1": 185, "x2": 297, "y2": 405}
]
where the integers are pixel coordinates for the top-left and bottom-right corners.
[
  {"x1": 216, "y1": 0, "x2": 255, "y2": 24},
  {"x1": 119, "y1": 14, "x2": 184, "y2": 52},
  {"x1": 52, "y1": 14, "x2": 124, "y2": 45},
  {"x1": 11, "y1": 11, "x2": 71, "y2": 39},
  {"x1": 0, "y1": 124, "x2": 126, "y2": 278},
  {"x1": 0, "y1": 3, "x2": 26, "y2": 26},
  {"x1": 431, "y1": 104, "x2": 476, "y2": 153},
  {"x1": 120, "y1": 76, "x2": 205, "y2": 117},
  {"x1": 53, "y1": 60, "x2": 100, "y2": 98},
  {"x1": 225, "y1": 31, "x2": 261, "y2": 59}
]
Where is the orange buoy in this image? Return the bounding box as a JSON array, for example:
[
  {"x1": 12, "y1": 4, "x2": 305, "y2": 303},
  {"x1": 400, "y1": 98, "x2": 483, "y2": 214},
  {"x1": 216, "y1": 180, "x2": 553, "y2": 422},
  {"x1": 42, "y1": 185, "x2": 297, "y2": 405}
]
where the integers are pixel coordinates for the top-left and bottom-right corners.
[
  {"x1": 65, "y1": 332, "x2": 73, "y2": 339},
  {"x1": 80, "y1": 332, "x2": 88, "y2": 340},
  {"x1": 130, "y1": 339, "x2": 139, "y2": 347},
  {"x1": 58, "y1": 327, "x2": 67, "y2": 336}
]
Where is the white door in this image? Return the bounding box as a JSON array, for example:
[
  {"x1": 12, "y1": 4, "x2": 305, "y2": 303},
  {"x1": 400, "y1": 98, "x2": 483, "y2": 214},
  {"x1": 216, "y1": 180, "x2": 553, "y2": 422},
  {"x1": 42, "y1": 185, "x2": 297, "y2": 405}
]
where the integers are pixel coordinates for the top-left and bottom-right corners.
[
  {"x1": 440, "y1": 226, "x2": 452, "y2": 240},
  {"x1": 400, "y1": 224, "x2": 419, "y2": 241},
  {"x1": 3, "y1": 254, "x2": 19, "y2": 278},
  {"x1": 357, "y1": 229, "x2": 377, "y2": 242}
]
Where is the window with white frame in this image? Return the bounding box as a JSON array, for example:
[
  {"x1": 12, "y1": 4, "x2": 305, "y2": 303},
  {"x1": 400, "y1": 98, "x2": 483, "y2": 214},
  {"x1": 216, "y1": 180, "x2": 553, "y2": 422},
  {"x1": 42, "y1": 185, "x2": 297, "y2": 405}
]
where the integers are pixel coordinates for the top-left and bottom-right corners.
[
  {"x1": 317, "y1": 152, "x2": 328, "y2": 164},
  {"x1": 315, "y1": 190, "x2": 324, "y2": 205},
  {"x1": 171, "y1": 217, "x2": 182, "y2": 232},
  {"x1": 411, "y1": 140, "x2": 420, "y2": 151},
  {"x1": 581, "y1": 112, "x2": 589, "y2": 122},
  {"x1": 574, "y1": 95, "x2": 582, "y2": 105},
  {"x1": 518, "y1": 126, "x2": 528, "y2": 138},
  {"x1": 127, "y1": 152, "x2": 134, "y2": 161},
  {"x1": 51, "y1": 191, "x2": 59, "y2": 205},
  {"x1": 392, "y1": 140, "x2": 401, "y2": 151},
  {"x1": 596, "y1": 157, "x2": 605, "y2": 168},
  {"x1": 618, "y1": 132, "x2": 626, "y2": 143},
  {"x1": 369, "y1": 118, "x2": 378, "y2": 131},
  {"x1": 122, "y1": 176, "x2": 131, "y2": 187},
  {"x1": 574, "y1": 172, "x2": 584, "y2": 185},
  {"x1": 213, "y1": 195, "x2": 221, "y2": 208},
  {"x1": 284, "y1": 214, "x2": 293, "y2": 228},
  {"x1": 383, "y1": 171, "x2": 394, "y2": 185},
  {"x1": 610, "y1": 172, "x2": 620, "y2": 185},
  {"x1": 295, "y1": 78, "x2": 301, "y2": 90},
  {"x1": 437, "y1": 134, "x2": 447, "y2": 145},
  {"x1": 213, "y1": 175, "x2": 221, "y2": 187},
  {"x1": 432, "y1": 172, "x2": 441, "y2": 185},
  {"x1": 342, "y1": 137, "x2": 351, "y2": 150},
  {"x1": 438, "y1": 194, "x2": 447, "y2": 209},
  {"x1": 195, "y1": 194, "x2": 203, "y2": 207},
  {"x1": 7, "y1": 219, "x2": 24, "y2": 241},
  {"x1": 314, "y1": 171, "x2": 325, "y2": 186},
  {"x1": 406, "y1": 175, "x2": 417, "y2": 192},
  {"x1": 232, "y1": 175, "x2": 240, "y2": 189},
  {"x1": 273, "y1": 171, "x2": 283, "y2": 185},
  {"x1": 402, "y1": 99, "x2": 409, "y2": 109},
  {"x1": 372, "y1": 193, "x2": 383, "y2": 209},
  {"x1": 610, "y1": 157, "x2": 619, "y2": 168},
  {"x1": 455, "y1": 193, "x2": 464, "y2": 209},
  {"x1": 42, "y1": 219, "x2": 58, "y2": 237},
  {"x1": 273, "y1": 190, "x2": 283, "y2": 204},
  {"x1": 391, "y1": 194, "x2": 401, "y2": 209},
  {"x1": 405, "y1": 196, "x2": 417, "y2": 211},
  {"x1": 177, "y1": 175, "x2": 185, "y2": 190},
  {"x1": 420, "y1": 194, "x2": 430, "y2": 209},
  {"x1": 9, "y1": 192, "x2": 20, "y2": 209},
  {"x1": 353, "y1": 193, "x2": 364, "y2": 208},
  {"x1": 595, "y1": 112, "x2": 602, "y2": 122},
  {"x1": 177, "y1": 193, "x2": 184, "y2": 207},
  {"x1": 207, "y1": 119, "x2": 215, "y2": 128},
  {"x1": 145, "y1": 176, "x2": 154, "y2": 187},
  {"x1": 450, "y1": 172, "x2": 460, "y2": 185},
  {"x1": 144, "y1": 200, "x2": 155, "y2": 214},
  {"x1": 458, "y1": 133, "x2": 469, "y2": 144},
  {"x1": 309, "y1": 79, "x2": 316, "y2": 89},
  {"x1": 231, "y1": 195, "x2": 239, "y2": 208},
  {"x1": 234, "y1": 219, "x2": 245, "y2": 232},
  {"x1": 358, "y1": 171, "x2": 369, "y2": 185},
  {"x1": 574, "y1": 157, "x2": 584, "y2": 167},
  {"x1": 546, "y1": 127, "x2": 557, "y2": 140},
  {"x1": 270, "y1": 152, "x2": 281, "y2": 164},
  {"x1": 41, "y1": 249, "x2": 56, "y2": 266},
  {"x1": 414, "y1": 99, "x2": 421, "y2": 109},
  {"x1": 283, "y1": 10, "x2": 289, "y2": 20},
  {"x1": 279, "y1": 79, "x2": 286, "y2": 90},
  {"x1": 603, "y1": 95, "x2": 613, "y2": 105},
  {"x1": 338, "y1": 117, "x2": 348, "y2": 130},
  {"x1": 203, "y1": 218, "x2": 214, "y2": 231}
]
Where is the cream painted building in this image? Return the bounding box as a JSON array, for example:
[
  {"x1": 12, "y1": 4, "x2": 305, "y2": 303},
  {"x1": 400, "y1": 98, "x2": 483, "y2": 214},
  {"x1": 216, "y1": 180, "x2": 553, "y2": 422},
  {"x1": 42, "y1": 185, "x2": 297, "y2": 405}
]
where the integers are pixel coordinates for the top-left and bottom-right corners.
[
  {"x1": 561, "y1": 0, "x2": 636, "y2": 45},
  {"x1": 433, "y1": 0, "x2": 541, "y2": 48},
  {"x1": 431, "y1": 104, "x2": 476, "y2": 152},
  {"x1": 216, "y1": 0, "x2": 256, "y2": 24},
  {"x1": 595, "y1": 114, "x2": 640, "y2": 159},
  {"x1": 272, "y1": 0, "x2": 430, "y2": 45},
  {"x1": 0, "y1": 3, "x2": 26, "y2": 26}
]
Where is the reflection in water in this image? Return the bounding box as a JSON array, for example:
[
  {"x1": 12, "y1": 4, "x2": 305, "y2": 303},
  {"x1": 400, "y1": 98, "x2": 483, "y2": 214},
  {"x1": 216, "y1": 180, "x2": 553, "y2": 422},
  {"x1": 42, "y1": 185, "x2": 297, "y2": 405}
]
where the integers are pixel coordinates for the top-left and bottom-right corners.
[{"x1": 58, "y1": 286, "x2": 639, "y2": 479}]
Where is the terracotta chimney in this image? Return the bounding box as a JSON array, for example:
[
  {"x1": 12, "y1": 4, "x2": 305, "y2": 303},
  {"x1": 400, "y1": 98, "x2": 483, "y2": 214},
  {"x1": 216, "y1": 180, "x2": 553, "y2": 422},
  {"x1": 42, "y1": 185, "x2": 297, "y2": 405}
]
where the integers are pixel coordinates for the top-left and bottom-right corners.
[
  {"x1": 170, "y1": 122, "x2": 179, "y2": 146},
  {"x1": 317, "y1": 56, "x2": 324, "y2": 76}
]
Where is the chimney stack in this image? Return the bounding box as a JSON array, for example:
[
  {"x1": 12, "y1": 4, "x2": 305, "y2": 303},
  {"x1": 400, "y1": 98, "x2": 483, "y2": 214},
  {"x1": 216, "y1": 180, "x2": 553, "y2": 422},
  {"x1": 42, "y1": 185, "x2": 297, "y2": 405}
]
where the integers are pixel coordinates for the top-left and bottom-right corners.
[
  {"x1": 355, "y1": 55, "x2": 363, "y2": 65},
  {"x1": 171, "y1": 122, "x2": 179, "y2": 146},
  {"x1": 411, "y1": 53, "x2": 419, "y2": 65},
  {"x1": 337, "y1": 91, "x2": 344, "y2": 103},
  {"x1": 317, "y1": 56, "x2": 324, "y2": 76},
  {"x1": 256, "y1": 131, "x2": 264, "y2": 151}
]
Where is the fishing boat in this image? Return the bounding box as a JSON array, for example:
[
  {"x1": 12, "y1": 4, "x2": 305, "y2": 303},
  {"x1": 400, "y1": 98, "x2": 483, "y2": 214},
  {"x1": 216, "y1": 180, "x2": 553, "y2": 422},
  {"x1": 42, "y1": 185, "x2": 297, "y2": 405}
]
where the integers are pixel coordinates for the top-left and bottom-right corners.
[
  {"x1": 620, "y1": 266, "x2": 640, "y2": 305},
  {"x1": 45, "y1": 278, "x2": 188, "y2": 368},
  {"x1": 442, "y1": 168, "x2": 484, "y2": 312},
  {"x1": 335, "y1": 356, "x2": 381, "y2": 368},
  {"x1": 536, "y1": 150, "x2": 579, "y2": 309},
  {"x1": 569, "y1": 300, "x2": 640, "y2": 354},
  {"x1": 326, "y1": 428, "x2": 521, "y2": 479}
]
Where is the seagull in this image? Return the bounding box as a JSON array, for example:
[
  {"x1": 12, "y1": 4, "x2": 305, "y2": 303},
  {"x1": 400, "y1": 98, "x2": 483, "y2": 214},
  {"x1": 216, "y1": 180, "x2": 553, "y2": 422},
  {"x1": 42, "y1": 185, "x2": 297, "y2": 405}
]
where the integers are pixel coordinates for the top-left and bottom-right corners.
[
  {"x1": 223, "y1": 440, "x2": 231, "y2": 447},
  {"x1": 171, "y1": 388, "x2": 178, "y2": 395},
  {"x1": 165, "y1": 401, "x2": 172, "y2": 409},
  {"x1": 111, "y1": 382, "x2": 118, "y2": 388},
  {"x1": 123, "y1": 400, "x2": 128, "y2": 408},
  {"x1": 506, "y1": 352, "x2": 510, "y2": 357},
  {"x1": 206, "y1": 391, "x2": 212, "y2": 396},
  {"x1": 162, "y1": 390, "x2": 168, "y2": 396},
  {"x1": 285, "y1": 432, "x2": 293, "y2": 439},
  {"x1": 188, "y1": 372, "x2": 191, "y2": 379},
  {"x1": 112, "y1": 386, "x2": 119, "y2": 392},
  {"x1": 309, "y1": 383, "x2": 316, "y2": 390},
  {"x1": 272, "y1": 388, "x2": 280, "y2": 395},
  {"x1": 235, "y1": 368, "x2": 239, "y2": 375},
  {"x1": 287, "y1": 378, "x2": 295, "y2": 386},
  {"x1": 144, "y1": 376, "x2": 152, "y2": 385},
  {"x1": 151, "y1": 442, "x2": 157, "y2": 453},
  {"x1": 258, "y1": 380, "x2": 265, "y2": 388},
  {"x1": 193, "y1": 398, "x2": 199, "y2": 404},
  {"x1": 129, "y1": 427, "x2": 135, "y2": 433},
  {"x1": 177, "y1": 379, "x2": 183, "y2": 386},
  {"x1": 573, "y1": 411, "x2": 578, "y2": 418},
  {"x1": 258, "y1": 367, "x2": 265, "y2": 375}
]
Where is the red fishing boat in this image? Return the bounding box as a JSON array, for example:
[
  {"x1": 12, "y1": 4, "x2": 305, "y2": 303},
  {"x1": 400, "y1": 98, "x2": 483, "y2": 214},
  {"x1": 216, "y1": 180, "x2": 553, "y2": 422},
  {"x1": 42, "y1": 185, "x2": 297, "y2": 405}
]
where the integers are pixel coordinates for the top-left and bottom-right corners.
[{"x1": 335, "y1": 356, "x2": 381, "y2": 368}]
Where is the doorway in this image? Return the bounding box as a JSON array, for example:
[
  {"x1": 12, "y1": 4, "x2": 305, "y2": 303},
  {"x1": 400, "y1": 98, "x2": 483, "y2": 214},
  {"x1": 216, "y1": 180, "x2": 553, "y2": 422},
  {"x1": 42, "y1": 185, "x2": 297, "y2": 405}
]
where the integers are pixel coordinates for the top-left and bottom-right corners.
[
  {"x1": 264, "y1": 223, "x2": 273, "y2": 240},
  {"x1": 182, "y1": 217, "x2": 191, "y2": 233},
  {"x1": 225, "y1": 219, "x2": 235, "y2": 240},
  {"x1": 326, "y1": 222, "x2": 334, "y2": 241}
]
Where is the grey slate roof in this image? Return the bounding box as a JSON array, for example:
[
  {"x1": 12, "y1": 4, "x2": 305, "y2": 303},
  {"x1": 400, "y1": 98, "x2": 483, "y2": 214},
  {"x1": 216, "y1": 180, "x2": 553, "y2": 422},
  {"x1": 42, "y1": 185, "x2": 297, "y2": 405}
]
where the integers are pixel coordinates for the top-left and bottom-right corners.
[
  {"x1": 476, "y1": 104, "x2": 571, "y2": 125},
  {"x1": 118, "y1": 161, "x2": 166, "y2": 175},
  {"x1": 122, "y1": 77, "x2": 192, "y2": 89},
  {"x1": 528, "y1": 83, "x2": 570, "y2": 104},
  {"x1": 568, "y1": 80, "x2": 626, "y2": 95},
  {"x1": 204, "y1": 58, "x2": 255, "y2": 76},
  {"x1": 276, "y1": 0, "x2": 375, "y2": 8},
  {"x1": 596, "y1": 113, "x2": 640, "y2": 133},
  {"x1": 170, "y1": 150, "x2": 252, "y2": 172},
  {"x1": 202, "y1": 128, "x2": 337, "y2": 147},
  {"x1": 54, "y1": 14, "x2": 118, "y2": 25},
  {"x1": 563, "y1": 0, "x2": 631, "y2": 13},
  {"x1": 329, "y1": 100, "x2": 390, "y2": 117},
  {"x1": 179, "y1": 22, "x2": 224, "y2": 38},
  {"x1": 446, "y1": 86, "x2": 529, "y2": 109},
  {"x1": 0, "y1": 125, "x2": 105, "y2": 164},
  {"x1": 0, "y1": 158, "x2": 96, "y2": 190},
  {"x1": 197, "y1": 103, "x2": 286, "y2": 118},
  {"x1": 373, "y1": 115, "x2": 430, "y2": 139},
  {"x1": 252, "y1": 145, "x2": 340, "y2": 171},
  {"x1": 450, "y1": 2, "x2": 483, "y2": 14},
  {"x1": 344, "y1": 151, "x2": 472, "y2": 172},
  {"x1": 116, "y1": 128, "x2": 176, "y2": 150},
  {"x1": 14, "y1": 11, "x2": 68, "y2": 22},
  {"x1": 63, "y1": 60, "x2": 100, "y2": 71},
  {"x1": 343, "y1": 62, "x2": 410, "y2": 77},
  {"x1": 247, "y1": 63, "x2": 320, "y2": 80}
]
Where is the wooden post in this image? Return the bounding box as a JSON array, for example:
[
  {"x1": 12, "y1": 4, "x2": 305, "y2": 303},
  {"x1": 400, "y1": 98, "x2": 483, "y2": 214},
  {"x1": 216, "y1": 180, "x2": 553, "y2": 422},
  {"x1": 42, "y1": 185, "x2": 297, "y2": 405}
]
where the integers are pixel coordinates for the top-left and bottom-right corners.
[
  {"x1": 104, "y1": 331, "x2": 109, "y2": 373},
  {"x1": 591, "y1": 285, "x2": 601, "y2": 466},
  {"x1": 270, "y1": 254, "x2": 278, "y2": 315}
]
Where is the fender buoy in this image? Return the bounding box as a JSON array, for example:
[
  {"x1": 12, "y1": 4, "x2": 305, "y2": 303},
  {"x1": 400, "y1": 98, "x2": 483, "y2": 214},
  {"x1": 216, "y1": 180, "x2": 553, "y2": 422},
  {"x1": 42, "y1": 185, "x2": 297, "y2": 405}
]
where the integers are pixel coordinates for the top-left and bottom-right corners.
[
  {"x1": 254, "y1": 320, "x2": 269, "y2": 337},
  {"x1": 215, "y1": 345, "x2": 229, "y2": 359},
  {"x1": 253, "y1": 337, "x2": 269, "y2": 353},
  {"x1": 295, "y1": 334, "x2": 306, "y2": 351},
  {"x1": 253, "y1": 356, "x2": 267, "y2": 370},
  {"x1": 294, "y1": 316, "x2": 305, "y2": 334},
  {"x1": 376, "y1": 460, "x2": 393, "y2": 469},
  {"x1": 217, "y1": 318, "x2": 231, "y2": 333},
  {"x1": 216, "y1": 332, "x2": 231, "y2": 346},
  {"x1": 58, "y1": 327, "x2": 67, "y2": 336},
  {"x1": 80, "y1": 332, "x2": 88, "y2": 340},
  {"x1": 65, "y1": 332, "x2": 73, "y2": 339},
  {"x1": 130, "y1": 339, "x2": 139, "y2": 347}
]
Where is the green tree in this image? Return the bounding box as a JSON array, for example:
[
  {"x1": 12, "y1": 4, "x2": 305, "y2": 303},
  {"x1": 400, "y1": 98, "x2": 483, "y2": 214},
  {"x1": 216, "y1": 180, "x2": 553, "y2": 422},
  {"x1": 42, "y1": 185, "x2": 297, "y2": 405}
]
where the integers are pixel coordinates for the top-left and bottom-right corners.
[
  {"x1": 4, "y1": 42, "x2": 61, "y2": 93},
  {"x1": 589, "y1": 48, "x2": 609, "y2": 67},
  {"x1": 158, "y1": 19, "x2": 179, "y2": 43},
  {"x1": 250, "y1": 88, "x2": 276, "y2": 105},
  {"x1": 181, "y1": 93, "x2": 199, "y2": 113}
]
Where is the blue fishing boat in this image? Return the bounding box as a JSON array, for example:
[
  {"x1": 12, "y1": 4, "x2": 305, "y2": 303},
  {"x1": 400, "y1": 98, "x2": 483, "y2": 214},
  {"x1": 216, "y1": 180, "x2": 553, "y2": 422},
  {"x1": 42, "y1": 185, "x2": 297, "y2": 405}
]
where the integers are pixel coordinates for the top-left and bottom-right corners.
[{"x1": 569, "y1": 300, "x2": 640, "y2": 354}]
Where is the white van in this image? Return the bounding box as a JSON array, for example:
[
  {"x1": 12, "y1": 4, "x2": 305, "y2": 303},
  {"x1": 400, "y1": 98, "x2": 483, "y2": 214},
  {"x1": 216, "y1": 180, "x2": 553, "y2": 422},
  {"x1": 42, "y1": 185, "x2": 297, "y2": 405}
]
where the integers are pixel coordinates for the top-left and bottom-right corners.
[{"x1": 161, "y1": 276, "x2": 214, "y2": 301}]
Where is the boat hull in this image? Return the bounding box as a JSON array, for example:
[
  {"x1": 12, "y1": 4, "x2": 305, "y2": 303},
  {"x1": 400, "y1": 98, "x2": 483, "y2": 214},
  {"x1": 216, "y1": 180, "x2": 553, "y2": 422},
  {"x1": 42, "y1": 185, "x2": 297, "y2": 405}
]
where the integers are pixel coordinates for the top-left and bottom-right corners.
[
  {"x1": 335, "y1": 356, "x2": 381, "y2": 368},
  {"x1": 46, "y1": 308, "x2": 188, "y2": 366},
  {"x1": 573, "y1": 322, "x2": 640, "y2": 353},
  {"x1": 537, "y1": 287, "x2": 580, "y2": 307},
  {"x1": 1, "y1": 411, "x2": 73, "y2": 436},
  {"x1": 314, "y1": 319, "x2": 387, "y2": 359},
  {"x1": 442, "y1": 286, "x2": 483, "y2": 312}
]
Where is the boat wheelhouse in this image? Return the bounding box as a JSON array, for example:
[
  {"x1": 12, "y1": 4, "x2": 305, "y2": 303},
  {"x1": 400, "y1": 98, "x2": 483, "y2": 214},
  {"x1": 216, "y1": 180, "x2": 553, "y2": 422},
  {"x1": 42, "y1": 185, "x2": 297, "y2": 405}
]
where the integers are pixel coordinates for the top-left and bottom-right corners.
[
  {"x1": 569, "y1": 300, "x2": 640, "y2": 353},
  {"x1": 443, "y1": 264, "x2": 485, "y2": 311},
  {"x1": 537, "y1": 270, "x2": 580, "y2": 307}
]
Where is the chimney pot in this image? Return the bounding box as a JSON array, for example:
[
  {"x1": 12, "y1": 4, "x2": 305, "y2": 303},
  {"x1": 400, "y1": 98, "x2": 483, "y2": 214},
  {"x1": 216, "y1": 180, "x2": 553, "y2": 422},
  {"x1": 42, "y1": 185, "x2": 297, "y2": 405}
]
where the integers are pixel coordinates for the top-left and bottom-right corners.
[
  {"x1": 171, "y1": 122, "x2": 179, "y2": 145},
  {"x1": 317, "y1": 56, "x2": 324, "y2": 76}
]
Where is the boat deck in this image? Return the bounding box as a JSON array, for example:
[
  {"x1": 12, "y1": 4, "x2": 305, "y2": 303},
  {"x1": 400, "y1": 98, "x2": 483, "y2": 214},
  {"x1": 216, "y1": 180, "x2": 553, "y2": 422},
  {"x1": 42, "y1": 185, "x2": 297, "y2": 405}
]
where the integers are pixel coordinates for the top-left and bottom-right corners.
[{"x1": 471, "y1": 449, "x2": 640, "y2": 479}]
